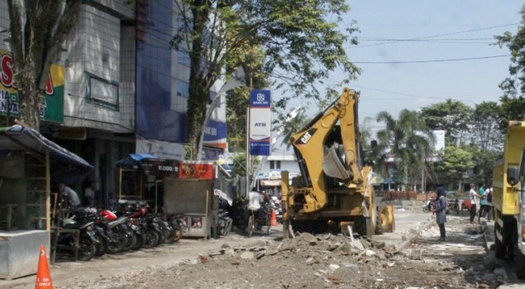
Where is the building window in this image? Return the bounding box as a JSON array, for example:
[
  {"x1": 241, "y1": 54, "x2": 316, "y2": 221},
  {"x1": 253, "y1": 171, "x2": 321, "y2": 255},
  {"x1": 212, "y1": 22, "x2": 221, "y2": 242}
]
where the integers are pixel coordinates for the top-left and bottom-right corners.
[
  {"x1": 177, "y1": 80, "x2": 189, "y2": 98},
  {"x1": 270, "y1": 161, "x2": 281, "y2": 170},
  {"x1": 178, "y1": 50, "x2": 190, "y2": 67},
  {"x1": 85, "y1": 72, "x2": 119, "y2": 110},
  {"x1": 177, "y1": 16, "x2": 191, "y2": 66}
]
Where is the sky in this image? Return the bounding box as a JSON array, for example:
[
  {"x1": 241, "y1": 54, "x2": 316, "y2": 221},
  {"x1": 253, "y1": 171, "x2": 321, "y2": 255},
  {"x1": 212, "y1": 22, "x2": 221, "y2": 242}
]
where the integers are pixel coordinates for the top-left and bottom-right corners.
[{"x1": 322, "y1": 1, "x2": 524, "y2": 132}]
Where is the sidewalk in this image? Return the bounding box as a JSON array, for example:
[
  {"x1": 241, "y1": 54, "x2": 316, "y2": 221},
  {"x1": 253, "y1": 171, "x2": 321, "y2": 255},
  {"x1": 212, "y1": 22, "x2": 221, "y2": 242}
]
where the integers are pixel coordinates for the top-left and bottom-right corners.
[{"x1": 372, "y1": 209, "x2": 434, "y2": 250}]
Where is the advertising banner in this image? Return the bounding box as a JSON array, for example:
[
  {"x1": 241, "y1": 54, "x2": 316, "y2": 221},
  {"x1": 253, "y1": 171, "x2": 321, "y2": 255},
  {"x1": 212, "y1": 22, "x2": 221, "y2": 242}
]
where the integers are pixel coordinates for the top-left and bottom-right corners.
[
  {"x1": 202, "y1": 118, "x2": 227, "y2": 149},
  {"x1": 0, "y1": 50, "x2": 65, "y2": 123},
  {"x1": 249, "y1": 90, "x2": 271, "y2": 156},
  {"x1": 178, "y1": 162, "x2": 214, "y2": 180}
]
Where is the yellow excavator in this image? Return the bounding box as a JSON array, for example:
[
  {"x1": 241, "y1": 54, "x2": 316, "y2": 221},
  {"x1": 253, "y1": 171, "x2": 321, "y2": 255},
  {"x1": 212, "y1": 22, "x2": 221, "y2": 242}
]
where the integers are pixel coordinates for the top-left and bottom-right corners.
[{"x1": 281, "y1": 87, "x2": 395, "y2": 238}]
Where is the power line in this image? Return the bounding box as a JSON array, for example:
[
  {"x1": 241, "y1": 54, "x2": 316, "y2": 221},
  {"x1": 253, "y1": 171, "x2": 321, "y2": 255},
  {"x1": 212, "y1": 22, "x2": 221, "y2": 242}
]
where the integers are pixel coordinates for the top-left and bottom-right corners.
[
  {"x1": 347, "y1": 23, "x2": 519, "y2": 49},
  {"x1": 353, "y1": 54, "x2": 508, "y2": 64}
]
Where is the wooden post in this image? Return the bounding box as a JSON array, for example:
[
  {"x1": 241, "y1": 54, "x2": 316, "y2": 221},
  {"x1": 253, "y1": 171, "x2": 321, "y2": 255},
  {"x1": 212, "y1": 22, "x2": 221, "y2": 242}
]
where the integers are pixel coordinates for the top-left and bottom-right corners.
[{"x1": 45, "y1": 150, "x2": 50, "y2": 231}]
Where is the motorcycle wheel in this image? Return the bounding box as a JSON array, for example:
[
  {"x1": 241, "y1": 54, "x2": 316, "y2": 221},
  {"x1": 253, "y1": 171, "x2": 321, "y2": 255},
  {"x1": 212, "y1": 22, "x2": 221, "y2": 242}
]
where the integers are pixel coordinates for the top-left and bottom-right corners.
[
  {"x1": 122, "y1": 227, "x2": 137, "y2": 251},
  {"x1": 422, "y1": 206, "x2": 429, "y2": 213},
  {"x1": 173, "y1": 228, "x2": 182, "y2": 242},
  {"x1": 142, "y1": 229, "x2": 160, "y2": 249},
  {"x1": 94, "y1": 235, "x2": 106, "y2": 257},
  {"x1": 132, "y1": 232, "x2": 144, "y2": 250},
  {"x1": 164, "y1": 226, "x2": 176, "y2": 244},
  {"x1": 106, "y1": 230, "x2": 126, "y2": 254},
  {"x1": 78, "y1": 237, "x2": 96, "y2": 261}
]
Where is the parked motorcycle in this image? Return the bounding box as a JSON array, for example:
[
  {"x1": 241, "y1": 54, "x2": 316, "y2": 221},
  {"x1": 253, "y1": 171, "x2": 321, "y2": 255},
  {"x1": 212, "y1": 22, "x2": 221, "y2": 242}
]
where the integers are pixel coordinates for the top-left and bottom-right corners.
[
  {"x1": 422, "y1": 199, "x2": 434, "y2": 213},
  {"x1": 217, "y1": 208, "x2": 233, "y2": 237},
  {"x1": 166, "y1": 212, "x2": 187, "y2": 242},
  {"x1": 216, "y1": 195, "x2": 233, "y2": 237},
  {"x1": 54, "y1": 210, "x2": 98, "y2": 261}
]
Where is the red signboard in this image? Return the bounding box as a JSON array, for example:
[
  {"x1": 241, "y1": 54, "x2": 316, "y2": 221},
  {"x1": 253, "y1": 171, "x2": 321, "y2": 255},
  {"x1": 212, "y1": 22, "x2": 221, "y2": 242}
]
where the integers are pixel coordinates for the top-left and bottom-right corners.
[{"x1": 178, "y1": 162, "x2": 214, "y2": 180}]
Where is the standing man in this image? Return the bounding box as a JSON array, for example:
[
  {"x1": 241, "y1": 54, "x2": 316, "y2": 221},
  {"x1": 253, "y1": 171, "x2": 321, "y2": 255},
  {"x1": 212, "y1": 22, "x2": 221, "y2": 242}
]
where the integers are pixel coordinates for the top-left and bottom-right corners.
[
  {"x1": 484, "y1": 186, "x2": 493, "y2": 221},
  {"x1": 84, "y1": 181, "x2": 96, "y2": 207},
  {"x1": 434, "y1": 186, "x2": 448, "y2": 241},
  {"x1": 478, "y1": 183, "x2": 486, "y2": 223},
  {"x1": 468, "y1": 183, "x2": 483, "y2": 224}
]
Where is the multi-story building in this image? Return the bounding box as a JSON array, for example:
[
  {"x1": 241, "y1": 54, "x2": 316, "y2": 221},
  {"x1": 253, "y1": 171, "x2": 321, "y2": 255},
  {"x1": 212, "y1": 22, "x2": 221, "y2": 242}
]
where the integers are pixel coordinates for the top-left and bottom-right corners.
[{"x1": 0, "y1": 0, "x2": 229, "y2": 202}]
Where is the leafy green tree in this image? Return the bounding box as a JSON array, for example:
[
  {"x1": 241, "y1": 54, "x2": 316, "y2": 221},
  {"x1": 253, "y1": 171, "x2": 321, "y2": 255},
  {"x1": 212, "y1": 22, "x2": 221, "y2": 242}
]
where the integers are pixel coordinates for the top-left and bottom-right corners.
[
  {"x1": 433, "y1": 146, "x2": 474, "y2": 190},
  {"x1": 495, "y1": 5, "x2": 525, "y2": 129},
  {"x1": 419, "y1": 100, "x2": 472, "y2": 144},
  {"x1": 172, "y1": 0, "x2": 360, "y2": 159},
  {"x1": 6, "y1": 0, "x2": 81, "y2": 130},
  {"x1": 471, "y1": 101, "x2": 504, "y2": 152},
  {"x1": 376, "y1": 109, "x2": 435, "y2": 190},
  {"x1": 361, "y1": 116, "x2": 387, "y2": 173},
  {"x1": 499, "y1": 96, "x2": 525, "y2": 130}
]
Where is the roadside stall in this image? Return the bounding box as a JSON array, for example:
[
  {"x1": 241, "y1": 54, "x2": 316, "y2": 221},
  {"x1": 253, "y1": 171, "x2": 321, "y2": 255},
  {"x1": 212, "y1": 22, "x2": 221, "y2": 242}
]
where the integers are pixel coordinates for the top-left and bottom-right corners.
[
  {"x1": 0, "y1": 125, "x2": 93, "y2": 280},
  {"x1": 163, "y1": 162, "x2": 217, "y2": 239},
  {"x1": 116, "y1": 155, "x2": 217, "y2": 239},
  {"x1": 115, "y1": 153, "x2": 180, "y2": 210}
]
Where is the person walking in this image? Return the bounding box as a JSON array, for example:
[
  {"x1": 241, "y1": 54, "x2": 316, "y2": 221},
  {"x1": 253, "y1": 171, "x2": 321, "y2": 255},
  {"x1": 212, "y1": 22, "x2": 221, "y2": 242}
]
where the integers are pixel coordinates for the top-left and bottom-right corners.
[
  {"x1": 478, "y1": 183, "x2": 486, "y2": 223},
  {"x1": 434, "y1": 187, "x2": 448, "y2": 241},
  {"x1": 484, "y1": 187, "x2": 493, "y2": 221},
  {"x1": 468, "y1": 183, "x2": 483, "y2": 224}
]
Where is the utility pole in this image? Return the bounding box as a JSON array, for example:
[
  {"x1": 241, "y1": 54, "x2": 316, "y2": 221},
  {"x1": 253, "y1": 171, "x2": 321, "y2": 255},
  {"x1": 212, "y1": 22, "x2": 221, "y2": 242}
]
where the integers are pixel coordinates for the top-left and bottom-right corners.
[{"x1": 245, "y1": 74, "x2": 253, "y2": 196}]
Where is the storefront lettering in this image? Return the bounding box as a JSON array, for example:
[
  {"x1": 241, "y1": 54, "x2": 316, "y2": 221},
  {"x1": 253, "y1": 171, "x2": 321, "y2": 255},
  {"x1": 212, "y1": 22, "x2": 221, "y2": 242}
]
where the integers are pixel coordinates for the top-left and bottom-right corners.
[
  {"x1": 204, "y1": 126, "x2": 217, "y2": 136},
  {"x1": 0, "y1": 52, "x2": 54, "y2": 95},
  {"x1": 157, "y1": 165, "x2": 178, "y2": 172},
  {"x1": 0, "y1": 90, "x2": 19, "y2": 114}
]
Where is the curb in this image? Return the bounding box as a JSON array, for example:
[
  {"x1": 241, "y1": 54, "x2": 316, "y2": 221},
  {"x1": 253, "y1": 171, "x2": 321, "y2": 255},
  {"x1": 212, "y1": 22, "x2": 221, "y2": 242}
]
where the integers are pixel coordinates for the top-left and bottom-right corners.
[{"x1": 396, "y1": 219, "x2": 435, "y2": 250}]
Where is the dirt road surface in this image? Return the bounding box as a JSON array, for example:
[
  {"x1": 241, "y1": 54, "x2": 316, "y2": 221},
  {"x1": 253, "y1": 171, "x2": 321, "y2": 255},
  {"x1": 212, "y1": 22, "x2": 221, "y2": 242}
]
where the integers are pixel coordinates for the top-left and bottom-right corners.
[{"x1": 3, "y1": 209, "x2": 525, "y2": 289}]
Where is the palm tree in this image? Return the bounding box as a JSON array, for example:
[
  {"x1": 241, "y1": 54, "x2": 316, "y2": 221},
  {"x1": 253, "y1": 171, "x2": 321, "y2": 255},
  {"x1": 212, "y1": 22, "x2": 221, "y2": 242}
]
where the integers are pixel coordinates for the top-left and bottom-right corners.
[
  {"x1": 376, "y1": 109, "x2": 435, "y2": 191},
  {"x1": 276, "y1": 107, "x2": 308, "y2": 149}
]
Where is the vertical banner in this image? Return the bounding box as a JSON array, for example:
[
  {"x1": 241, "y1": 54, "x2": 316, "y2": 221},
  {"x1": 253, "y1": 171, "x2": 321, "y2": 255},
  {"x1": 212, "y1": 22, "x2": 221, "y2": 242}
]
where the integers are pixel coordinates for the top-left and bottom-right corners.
[{"x1": 249, "y1": 90, "x2": 271, "y2": 156}]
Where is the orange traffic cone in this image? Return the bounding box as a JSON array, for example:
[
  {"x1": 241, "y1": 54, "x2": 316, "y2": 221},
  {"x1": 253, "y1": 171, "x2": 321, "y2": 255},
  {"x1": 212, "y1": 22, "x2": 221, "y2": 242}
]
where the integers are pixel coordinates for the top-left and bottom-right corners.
[
  {"x1": 270, "y1": 209, "x2": 278, "y2": 226},
  {"x1": 35, "y1": 245, "x2": 53, "y2": 289}
]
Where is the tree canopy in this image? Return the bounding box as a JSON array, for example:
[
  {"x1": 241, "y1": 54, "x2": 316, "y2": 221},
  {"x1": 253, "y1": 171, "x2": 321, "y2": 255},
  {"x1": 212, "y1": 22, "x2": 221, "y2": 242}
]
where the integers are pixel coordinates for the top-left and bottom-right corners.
[
  {"x1": 376, "y1": 109, "x2": 435, "y2": 189},
  {"x1": 419, "y1": 99, "x2": 471, "y2": 144},
  {"x1": 172, "y1": 0, "x2": 360, "y2": 159},
  {"x1": 495, "y1": 4, "x2": 525, "y2": 128}
]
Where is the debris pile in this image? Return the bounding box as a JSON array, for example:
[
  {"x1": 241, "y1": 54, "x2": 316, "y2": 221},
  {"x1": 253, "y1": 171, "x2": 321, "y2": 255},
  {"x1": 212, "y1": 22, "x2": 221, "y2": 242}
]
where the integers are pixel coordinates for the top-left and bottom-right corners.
[{"x1": 205, "y1": 232, "x2": 399, "y2": 266}]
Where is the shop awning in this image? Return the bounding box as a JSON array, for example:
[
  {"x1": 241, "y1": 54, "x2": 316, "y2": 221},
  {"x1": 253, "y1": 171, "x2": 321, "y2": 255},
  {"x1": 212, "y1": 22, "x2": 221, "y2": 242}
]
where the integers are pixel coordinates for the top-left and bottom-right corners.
[
  {"x1": 115, "y1": 153, "x2": 157, "y2": 168},
  {"x1": 260, "y1": 179, "x2": 281, "y2": 187},
  {"x1": 0, "y1": 125, "x2": 94, "y2": 184}
]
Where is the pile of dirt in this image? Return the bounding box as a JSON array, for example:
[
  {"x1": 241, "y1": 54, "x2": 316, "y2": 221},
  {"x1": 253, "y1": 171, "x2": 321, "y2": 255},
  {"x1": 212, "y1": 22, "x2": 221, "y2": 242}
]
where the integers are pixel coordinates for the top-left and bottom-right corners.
[{"x1": 66, "y1": 233, "x2": 401, "y2": 289}]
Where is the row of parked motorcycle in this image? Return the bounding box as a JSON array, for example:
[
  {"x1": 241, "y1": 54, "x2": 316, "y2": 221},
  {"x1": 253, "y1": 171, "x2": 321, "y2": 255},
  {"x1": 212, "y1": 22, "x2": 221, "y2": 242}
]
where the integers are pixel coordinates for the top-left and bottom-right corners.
[
  {"x1": 54, "y1": 194, "x2": 284, "y2": 261},
  {"x1": 53, "y1": 202, "x2": 187, "y2": 262}
]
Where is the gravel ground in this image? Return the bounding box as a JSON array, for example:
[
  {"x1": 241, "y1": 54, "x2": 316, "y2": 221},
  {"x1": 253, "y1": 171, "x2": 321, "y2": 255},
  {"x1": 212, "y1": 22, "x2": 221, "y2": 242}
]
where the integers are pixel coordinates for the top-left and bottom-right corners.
[{"x1": 4, "y1": 212, "x2": 525, "y2": 289}]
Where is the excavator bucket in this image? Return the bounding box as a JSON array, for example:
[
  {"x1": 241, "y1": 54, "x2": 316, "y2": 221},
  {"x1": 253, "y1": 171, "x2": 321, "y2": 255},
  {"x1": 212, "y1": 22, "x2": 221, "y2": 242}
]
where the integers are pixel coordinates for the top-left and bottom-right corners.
[{"x1": 323, "y1": 145, "x2": 353, "y2": 181}]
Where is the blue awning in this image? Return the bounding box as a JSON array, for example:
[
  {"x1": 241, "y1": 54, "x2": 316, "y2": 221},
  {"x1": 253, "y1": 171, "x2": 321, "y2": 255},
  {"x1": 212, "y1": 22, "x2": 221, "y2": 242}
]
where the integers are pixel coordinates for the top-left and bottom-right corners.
[
  {"x1": 0, "y1": 125, "x2": 94, "y2": 184},
  {"x1": 115, "y1": 153, "x2": 157, "y2": 168}
]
